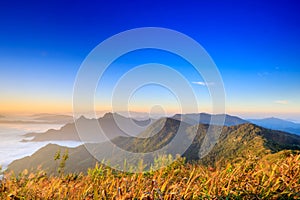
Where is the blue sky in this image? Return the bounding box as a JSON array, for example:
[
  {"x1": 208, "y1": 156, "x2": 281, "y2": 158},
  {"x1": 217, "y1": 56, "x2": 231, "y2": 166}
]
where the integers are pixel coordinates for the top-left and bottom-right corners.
[{"x1": 0, "y1": 0, "x2": 299, "y2": 120}]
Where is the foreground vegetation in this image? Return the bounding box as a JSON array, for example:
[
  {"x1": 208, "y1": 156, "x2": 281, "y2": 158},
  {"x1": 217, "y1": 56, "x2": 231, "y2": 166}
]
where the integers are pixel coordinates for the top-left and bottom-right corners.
[{"x1": 1, "y1": 152, "x2": 300, "y2": 199}]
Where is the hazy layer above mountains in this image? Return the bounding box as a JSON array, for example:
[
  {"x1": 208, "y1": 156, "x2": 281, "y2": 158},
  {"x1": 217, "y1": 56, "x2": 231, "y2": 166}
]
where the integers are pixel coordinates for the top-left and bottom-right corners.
[
  {"x1": 29, "y1": 113, "x2": 74, "y2": 124},
  {"x1": 0, "y1": 113, "x2": 73, "y2": 124}
]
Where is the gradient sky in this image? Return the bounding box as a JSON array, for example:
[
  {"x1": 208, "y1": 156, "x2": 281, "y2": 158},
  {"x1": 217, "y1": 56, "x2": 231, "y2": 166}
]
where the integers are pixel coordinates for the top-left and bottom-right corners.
[{"x1": 0, "y1": 0, "x2": 299, "y2": 120}]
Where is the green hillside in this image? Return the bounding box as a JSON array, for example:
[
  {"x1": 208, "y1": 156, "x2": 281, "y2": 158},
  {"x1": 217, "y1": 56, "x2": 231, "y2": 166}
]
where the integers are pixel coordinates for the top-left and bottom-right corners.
[{"x1": 8, "y1": 118, "x2": 300, "y2": 175}]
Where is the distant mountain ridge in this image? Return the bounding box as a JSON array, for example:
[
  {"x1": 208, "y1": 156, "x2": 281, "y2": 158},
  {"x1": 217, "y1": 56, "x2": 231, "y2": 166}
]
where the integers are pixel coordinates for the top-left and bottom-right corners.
[
  {"x1": 30, "y1": 113, "x2": 73, "y2": 124},
  {"x1": 248, "y1": 117, "x2": 300, "y2": 135},
  {"x1": 23, "y1": 112, "x2": 153, "y2": 142},
  {"x1": 0, "y1": 113, "x2": 73, "y2": 124},
  {"x1": 21, "y1": 112, "x2": 300, "y2": 144},
  {"x1": 172, "y1": 113, "x2": 248, "y2": 126}
]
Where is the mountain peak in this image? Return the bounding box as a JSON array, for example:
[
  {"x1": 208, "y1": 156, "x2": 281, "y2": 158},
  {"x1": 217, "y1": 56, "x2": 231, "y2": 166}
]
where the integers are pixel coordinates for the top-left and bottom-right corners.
[
  {"x1": 77, "y1": 115, "x2": 88, "y2": 121},
  {"x1": 103, "y1": 112, "x2": 113, "y2": 118},
  {"x1": 102, "y1": 112, "x2": 125, "y2": 119}
]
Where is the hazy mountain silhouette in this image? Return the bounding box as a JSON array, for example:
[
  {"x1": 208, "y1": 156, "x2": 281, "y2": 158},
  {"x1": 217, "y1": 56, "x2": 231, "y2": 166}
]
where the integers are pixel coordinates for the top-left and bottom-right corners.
[
  {"x1": 172, "y1": 113, "x2": 247, "y2": 126},
  {"x1": 23, "y1": 113, "x2": 153, "y2": 142},
  {"x1": 0, "y1": 120, "x2": 59, "y2": 124},
  {"x1": 248, "y1": 117, "x2": 300, "y2": 135},
  {"x1": 0, "y1": 113, "x2": 72, "y2": 124},
  {"x1": 30, "y1": 113, "x2": 74, "y2": 124}
]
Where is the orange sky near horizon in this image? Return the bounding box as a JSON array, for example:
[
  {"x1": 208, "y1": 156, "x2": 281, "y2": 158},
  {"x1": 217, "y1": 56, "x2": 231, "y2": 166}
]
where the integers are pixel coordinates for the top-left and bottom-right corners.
[{"x1": 1, "y1": 98, "x2": 299, "y2": 121}]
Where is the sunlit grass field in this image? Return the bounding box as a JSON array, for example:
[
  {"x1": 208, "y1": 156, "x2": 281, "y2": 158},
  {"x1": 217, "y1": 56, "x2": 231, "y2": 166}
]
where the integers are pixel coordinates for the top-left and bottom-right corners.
[{"x1": 1, "y1": 153, "x2": 299, "y2": 199}]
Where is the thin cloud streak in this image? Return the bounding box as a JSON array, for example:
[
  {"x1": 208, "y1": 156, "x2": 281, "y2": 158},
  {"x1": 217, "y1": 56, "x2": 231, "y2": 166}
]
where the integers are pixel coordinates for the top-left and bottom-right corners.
[
  {"x1": 192, "y1": 81, "x2": 214, "y2": 86},
  {"x1": 274, "y1": 100, "x2": 289, "y2": 105}
]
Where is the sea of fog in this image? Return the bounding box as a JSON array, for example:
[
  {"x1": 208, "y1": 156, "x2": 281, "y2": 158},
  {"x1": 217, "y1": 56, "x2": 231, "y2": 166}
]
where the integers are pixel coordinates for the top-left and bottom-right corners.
[{"x1": 0, "y1": 123, "x2": 83, "y2": 170}]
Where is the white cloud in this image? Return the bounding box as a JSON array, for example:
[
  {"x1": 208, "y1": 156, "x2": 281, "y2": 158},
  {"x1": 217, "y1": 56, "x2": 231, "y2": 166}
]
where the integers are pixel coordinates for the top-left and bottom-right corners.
[
  {"x1": 192, "y1": 81, "x2": 214, "y2": 86},
  {"x1": 274, "y1": 100, "x2": 289, "y2": 105}
]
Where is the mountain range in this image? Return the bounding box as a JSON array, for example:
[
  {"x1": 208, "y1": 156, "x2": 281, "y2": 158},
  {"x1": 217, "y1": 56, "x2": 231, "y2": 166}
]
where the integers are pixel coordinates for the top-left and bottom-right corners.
[
  {"x1": 9, "y1": 113, "x2": 300, "y2": 174},
  {"x1": 22, "y1": 113, "x2": 249, "y2": 142},
  {"x1": 23, "y1": 113, "x2": 153, "y2": 142},
  {"x1": 22, "y1": 113, "x2": 300, "y2": 143},
  {"x1": 248, "y1": 117, "x2": 300, "y2": 135}
]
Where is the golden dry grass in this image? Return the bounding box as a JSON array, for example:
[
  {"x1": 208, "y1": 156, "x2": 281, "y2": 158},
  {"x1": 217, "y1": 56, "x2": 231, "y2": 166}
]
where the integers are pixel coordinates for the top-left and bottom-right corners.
[{"x1": 1, "y1": 153, "x2": 300, "y2": 199}]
